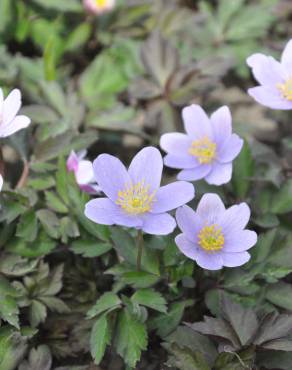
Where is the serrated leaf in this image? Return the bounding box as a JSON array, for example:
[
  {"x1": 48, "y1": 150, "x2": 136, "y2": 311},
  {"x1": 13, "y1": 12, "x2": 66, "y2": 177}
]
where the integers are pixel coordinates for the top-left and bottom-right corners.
[
  {"x1": 270, "y1": 179, "x2": 292, "y2": 214},
  {"x1": 45, "y1": 191, "x2": 68, "y2": 213},
  {"x1": 90, "y1": 314, "x2": 111, "y2": 365},
  {"x1": 29, "y1": 300, "x2": 47, "y2": 327},
  {"x1": 166, "y1": 344, "x2": 211, "y2": 370},
  {"x1": 87, "y1": 292, "x2": 121, "y2": 319},
  {"x1": 115, "y1": 308, "x2": 147, "y2": 368},
  {"x1": 266, "y1": 282, "x2": 292, "y2": 311},
  {"x1": 36, "y1": 209, "x2": 60, "y2": 239},
  {"x1": 150, "y1": 301, "x2": 189, "y2": 338},
  {"x1": 71, "y1": 239, "x2": 112, "y2": 258},
  {"x1": 132, "y1": 289, "x2": 167, "y2": 313},
  {"x1": 16, "y1": 210, "x2": 38, "y2": 242},
  {"x1": 141, "y1": 32, "x2": 179, "y2": 88}
]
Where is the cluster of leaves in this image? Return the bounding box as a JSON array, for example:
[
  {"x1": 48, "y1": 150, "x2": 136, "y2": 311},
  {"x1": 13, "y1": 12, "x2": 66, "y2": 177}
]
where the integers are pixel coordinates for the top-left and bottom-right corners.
[{"x1": 0, "y1": 0, "x2": 292, "y2": 369}]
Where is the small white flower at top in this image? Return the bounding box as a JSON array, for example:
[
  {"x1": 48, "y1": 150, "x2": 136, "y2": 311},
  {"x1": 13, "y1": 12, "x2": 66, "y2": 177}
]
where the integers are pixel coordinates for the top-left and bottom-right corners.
[
  {"x1": 0, "y1": 88, "x2": 31, "y2": 138},
  {"x1": 83, "y1": 0, "x2": 115, "y2": 15}
]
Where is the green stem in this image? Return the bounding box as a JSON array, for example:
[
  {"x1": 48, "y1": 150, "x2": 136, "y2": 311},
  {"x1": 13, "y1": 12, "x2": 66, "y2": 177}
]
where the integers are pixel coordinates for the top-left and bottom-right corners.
[{"x1": 137, "y1": 230, "x2": 144, "y2": 271}]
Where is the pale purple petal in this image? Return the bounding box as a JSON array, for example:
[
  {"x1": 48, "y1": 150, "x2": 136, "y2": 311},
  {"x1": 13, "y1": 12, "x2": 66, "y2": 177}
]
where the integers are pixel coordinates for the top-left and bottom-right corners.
[
  {"x1": 151, "y1": 181, "x2": 195, "y2": 213},
  {"x1": 222, "y1": 251, "x2": 250, "y2": 267},
  {"x1": 76, "y1": 160, "x2": 94, "y2": 185},
  {"x1": 141, "y1": 213, "x2": 176, "y2": 235},
  {"x1": 248, "y1": 86, "x2": 292, "y2": 110},
  {"x1": 128, "y1": 147, "x2": 163, "y2": 191},
  {"x1": 164, "y1": 154, "x2": 199, "y2": 169},
  {"x1": 205, "y1": 162, "x2": 232, "y2": 185},
  {"x1": 182, "y1": 104, "x2": 212, "y2": 139},
  {"x1": 0, "y1": 115, "x2": 31, "y2": 138},
  {"x1": 3, "y1": 89, "x2": 21, "y2": 123},
  {"x1": 196, "y1": 250, "x2": 223, "y2": 270},
  {"x1": 85, "y1": 198, "x2": 142, "y2": 227},
  {"x1": 160, "y1": 133, "x2": 192, "y2": 155},
  {"x1": 217, "y1": 134, "x2": 243, "y2": 163},
  {"x1": 176, "y1": 205, "x2": 204, "y2": 242},
  {"x1": 281, "y1": 39, "x2": 292, "y2": 72},
  {"x1": 0, "y1": 89, "x2": 3, "y2": 110},
  {"x1": 93, "y1": 154, "x2": 131, "y2": 202},
  {"x1": 224, "y1": 230, "x2": 257, "y2": 252},
  {"x1": 67, "y1": 151, "x2": 79, "y2": 172},
  {"x1": 175, "y1": 234, "x2": 198, "y2": 260},
  {"x1": 177, "y1": 165, "x2": 212, "y2": 181},
  {"x1": 196, "y1": 193, "x2": 225, "y2": 224},
  {"x1": 247, "y1": 53, "x2": 286, "y2": 87},
  {"x1": 219, "y1": 203, "x2": 251, "y2": 234},
  {"x1": 210, "y1": 106, "x2": 232, "y2": 145}
]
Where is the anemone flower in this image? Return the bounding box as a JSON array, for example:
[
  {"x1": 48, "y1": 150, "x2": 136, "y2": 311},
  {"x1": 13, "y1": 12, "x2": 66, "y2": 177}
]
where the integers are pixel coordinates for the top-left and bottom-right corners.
[
  {"x1": 84, "y1": 147, "x2": 195, "y2": 235},
  {"x1": 160, "y1": 105, "x2": 243, "y2": 185},
  {"x1": 247, "y1": 39, "x2": 292, "y2": 109},
  {"x1": 175, "y1": 193, "x2": 257, "y2": 270}
]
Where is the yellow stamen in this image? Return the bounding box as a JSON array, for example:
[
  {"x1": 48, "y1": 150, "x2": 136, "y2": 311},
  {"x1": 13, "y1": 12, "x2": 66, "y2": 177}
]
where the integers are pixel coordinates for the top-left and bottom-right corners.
[
  {"x1": 95, "y1": 0, "x2": 107, "y2": 7},
  {"x1": 198, "y1": 224, "x2": 224, "y2": 252},
  {"x1": 277, "y1": 77, "x2": 292, "y2": 101},
  {"x1": 116, "y1": 180, "x2": 156, "y2": 215},
  {"x1": 189, "y1": 136, "x2": 217, "y2": 164}
]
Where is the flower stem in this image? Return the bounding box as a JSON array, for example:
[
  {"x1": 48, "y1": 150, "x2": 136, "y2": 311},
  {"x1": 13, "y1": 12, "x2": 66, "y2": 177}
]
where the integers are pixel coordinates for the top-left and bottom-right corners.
[{"x1": 137, "y1": 230, "x2": 144, "y2": 271}]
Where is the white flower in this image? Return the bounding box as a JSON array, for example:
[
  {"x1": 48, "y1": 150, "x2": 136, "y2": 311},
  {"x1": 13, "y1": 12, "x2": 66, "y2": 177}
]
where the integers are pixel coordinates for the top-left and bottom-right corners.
[
  {"x1": 0, "y1": 88, "x2": 31, "y2": 138},
  {"x1": 83, "y1": 0, "x2": 115, "y2": 15},
  {"x1": 0, "y1": 175, "x2": 3, "y2": 191}
]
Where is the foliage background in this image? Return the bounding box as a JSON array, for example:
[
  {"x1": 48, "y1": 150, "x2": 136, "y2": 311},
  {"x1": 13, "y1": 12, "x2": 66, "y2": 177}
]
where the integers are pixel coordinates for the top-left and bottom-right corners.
[{"x1": 0, "y1": 0, "x2": 292, "y2": 369}]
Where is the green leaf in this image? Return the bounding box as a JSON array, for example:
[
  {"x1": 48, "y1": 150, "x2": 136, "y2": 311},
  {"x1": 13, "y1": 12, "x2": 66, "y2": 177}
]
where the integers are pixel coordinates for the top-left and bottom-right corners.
[
  {"x1": 16, "y1": 210, "x2": 38, "y2": 242},
  {"x1": 266, "y1": 281, "x2": 292, "y2": 311},
  {"x1": 44, "y1": 37, "x2": 57, "y2": 81},
  {"x1": 132, "y1": 289, "x2": 167, "y2": 313},
  {"x1": 29, "y1": 300, "x2": 47, "y2": 327},
  {"x1": 36, "y1": 209, "x2": 60, "y2": 239},
  {"x1": 149, "y1": 301, "x2": 190, "y2": 338},
  {"x1": 45, "y1": 191, "x2": 68, "y2": 213},
  {"x1": 165, "y1": 344, "x2": 211, "y2": 370},
  {"x1": 115, "y1": 308, "x2": 147, "y2": 368},
  {"x1": 121, "y1": 271, "x2": 160, "y2": 289},
  {"x1": 87, "y1": 292, "x2": 121, "y2": 319},
  {"x1": 232, "y1": 141, "x2": 254, "y2": 198},
  {"x1": 90, "y1": 314, "x2": 111, "y2": 365},
  {"x1": 270, "y1": 179, "x2": 292, "y2": 214},
  {"x1": 71, "y1": 239, "x2": 112, "y2": 258},
  {"x1": 31, "y1": 0, "x2": 82, "y2": 12},
  {"x1": 65, "y1": 23, "x2": 91, "y2": 52},
  {"x1": 141, "y1": 32, "x2": 179, "y2": 88},
  {"x1": 0, "y1": 327, "x2": 28, "y2": 370}
]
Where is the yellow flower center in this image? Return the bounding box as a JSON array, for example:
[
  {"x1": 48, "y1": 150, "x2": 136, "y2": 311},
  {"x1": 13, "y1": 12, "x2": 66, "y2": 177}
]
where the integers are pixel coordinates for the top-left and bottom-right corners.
[
  {"x1": 95, "y1": 0, "x2": 107, "y2": 7},
  {"x1": 116, "y1": 180, "x2": 156, "y2": 215},
  {"x1": 277, "y1": 77, "x2": 292, "y2": 100},
  {"x1": 198, "y1": 224, "x2": 224, "y2": 252},
  {"x1": 189, "y1": 136, "x2": 217, "y2": 164}
]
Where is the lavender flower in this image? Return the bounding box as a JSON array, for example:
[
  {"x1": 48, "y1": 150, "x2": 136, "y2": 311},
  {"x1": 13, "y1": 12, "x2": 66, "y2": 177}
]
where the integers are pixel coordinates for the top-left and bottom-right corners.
[
  {"x1": 67, "y1": 150, "x2": 100, "y2": 194},
  {"x1": 0, "y1": 88, "x2": 31, "y2": 138},
  {"x1": 83, "y1": 0, "x2": 115, "y2": 14},
  {"x1": 84, "y1": 147, "x2": 195, "y2": 235},
  {"x1": 247, "y1": 39, "x2": 292, "y2": 109},
  {"x1": 160, "y1": 105, "x2": 243, "y2": 185},
  {"x1": 175, "y1": 193, "x2": 257, "y2": 270}
]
